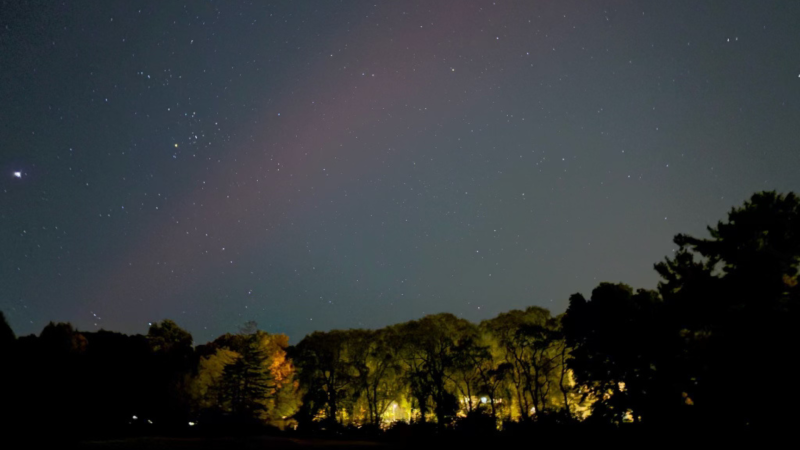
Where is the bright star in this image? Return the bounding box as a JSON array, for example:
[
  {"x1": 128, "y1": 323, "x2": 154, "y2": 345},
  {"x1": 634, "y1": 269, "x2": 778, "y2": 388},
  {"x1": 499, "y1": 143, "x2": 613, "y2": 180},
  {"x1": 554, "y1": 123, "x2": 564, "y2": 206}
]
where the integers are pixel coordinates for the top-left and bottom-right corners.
[{"x1": 13, "y1": 171, "x2": 21, "y2": 178}]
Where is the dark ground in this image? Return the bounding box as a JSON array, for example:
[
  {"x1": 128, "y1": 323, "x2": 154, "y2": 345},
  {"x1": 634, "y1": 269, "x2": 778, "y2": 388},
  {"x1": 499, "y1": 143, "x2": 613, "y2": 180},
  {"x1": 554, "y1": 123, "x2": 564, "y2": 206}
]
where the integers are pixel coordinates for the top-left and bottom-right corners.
[
  {"x1": 67, "y1": 432, "x2": 750, "y2": 449},
  {"x1": 12, "y1": 429, "x2": 781, "y2": 450},
  {"x1": 75, "y1": 436, "x2": 392, "y2": 449}
]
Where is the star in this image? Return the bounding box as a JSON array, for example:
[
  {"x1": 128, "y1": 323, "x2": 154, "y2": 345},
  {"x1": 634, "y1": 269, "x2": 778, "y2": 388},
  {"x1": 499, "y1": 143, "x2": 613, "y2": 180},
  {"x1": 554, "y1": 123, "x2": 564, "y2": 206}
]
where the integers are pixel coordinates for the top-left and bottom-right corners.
[{"x1": 13, "y1": 171, "x2": 21, "y2": 178}]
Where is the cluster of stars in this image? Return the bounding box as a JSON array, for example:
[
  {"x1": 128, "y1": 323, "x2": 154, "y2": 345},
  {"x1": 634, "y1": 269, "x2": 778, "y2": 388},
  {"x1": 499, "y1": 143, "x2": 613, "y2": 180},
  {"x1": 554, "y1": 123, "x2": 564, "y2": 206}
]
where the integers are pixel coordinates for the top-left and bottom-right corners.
[{"x1": 1, "y1": 1, "x2": 798, "y2": 343}]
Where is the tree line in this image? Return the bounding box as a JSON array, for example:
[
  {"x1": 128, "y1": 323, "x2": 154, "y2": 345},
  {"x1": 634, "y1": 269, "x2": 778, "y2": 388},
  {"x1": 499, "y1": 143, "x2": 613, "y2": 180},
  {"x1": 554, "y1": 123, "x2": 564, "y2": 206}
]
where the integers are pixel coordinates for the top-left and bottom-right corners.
[{"x1": 0, "y1": 191, "x2": 797, "y2": 436}]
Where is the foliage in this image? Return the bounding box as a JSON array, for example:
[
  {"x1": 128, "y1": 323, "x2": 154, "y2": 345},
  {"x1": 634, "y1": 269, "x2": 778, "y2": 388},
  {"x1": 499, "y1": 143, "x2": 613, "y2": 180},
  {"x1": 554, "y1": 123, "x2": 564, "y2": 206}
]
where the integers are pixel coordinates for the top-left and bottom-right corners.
[
  {"x1": 0, "y1": 311, "x2": 15, "y2": 350},
  {"x1": 654, "y1": 191, "x2": 800, "y2": 429},
  {"x1": 0, "y1": 190, "x2": 797, "y2": 435},
  {"x1": 562, "y1": 284, "x2": 664, "y2": 423},
  {"x1": 190, "y1": 327, "x2": 299, "y2": 428}
]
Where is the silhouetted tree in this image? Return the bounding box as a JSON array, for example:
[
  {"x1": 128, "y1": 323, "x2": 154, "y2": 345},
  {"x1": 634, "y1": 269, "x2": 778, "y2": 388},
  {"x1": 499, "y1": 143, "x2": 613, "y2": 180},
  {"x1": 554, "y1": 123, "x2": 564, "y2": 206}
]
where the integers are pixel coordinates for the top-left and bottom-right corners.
[
  {"x1": 346, "y1": 328, "x2": 403, "y2": 428},
  {"x1": 483, "y1": 307, "x2": 564, "y2": 420},
  {"x1": 562, "y1": 283, "x2": 663, "y2": 424},
  {"x1": 81, "y1": 330, "x2": 152, "y2": 428},
  {"x1": 396, "y1": 313, "x2": 473, "y2": 427},
  {"x1": 469, "y1": 326, "x2": 508, "y2": 421},
  {"x1": 656, "y1": 191, "x2": 800, "y2": 429},
  {"x1": 0, "y1": 311, "x2": 14, "y2": 350},
  {"x1": 293, "y1": 330, "x2": 353, "y2": 427},
  {"x1": 4, "y1": 190, "x2": 797, "y2": 437},
  {"x1": 146, "y1": 319, "x2": 195, "y2": 426}
]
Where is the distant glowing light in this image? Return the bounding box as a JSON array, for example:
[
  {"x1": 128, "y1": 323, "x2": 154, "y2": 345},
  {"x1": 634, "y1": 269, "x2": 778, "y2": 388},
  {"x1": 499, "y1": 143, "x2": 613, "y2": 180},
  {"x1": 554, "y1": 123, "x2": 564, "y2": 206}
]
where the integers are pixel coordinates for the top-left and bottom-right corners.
[
  {"x1": 13, "y1": 171, "x2": 21, "y2": 178},
  {"x1": 132, "y1": 415, "x2": 138, "y2": 420},
  {"x1": 481, "y1": 397, "x2": 488, "y2": 404},
  {"x1": 188, "y1": 421, "x2": 196, "y2": 426}
]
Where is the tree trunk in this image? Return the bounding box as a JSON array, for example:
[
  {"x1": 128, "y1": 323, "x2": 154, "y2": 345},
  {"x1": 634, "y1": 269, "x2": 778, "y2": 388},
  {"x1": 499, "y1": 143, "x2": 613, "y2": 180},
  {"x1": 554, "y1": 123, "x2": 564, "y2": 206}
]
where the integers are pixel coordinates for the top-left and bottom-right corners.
[
  {"x1": 328, "y1": 385, "x2": 338, "y2": 424},
  {"x1": 559, "y1": 346, "x2": 571, "y2": 416},
  {"x1": 515, "y1": 383, "x2": 529, "y2": 421}
]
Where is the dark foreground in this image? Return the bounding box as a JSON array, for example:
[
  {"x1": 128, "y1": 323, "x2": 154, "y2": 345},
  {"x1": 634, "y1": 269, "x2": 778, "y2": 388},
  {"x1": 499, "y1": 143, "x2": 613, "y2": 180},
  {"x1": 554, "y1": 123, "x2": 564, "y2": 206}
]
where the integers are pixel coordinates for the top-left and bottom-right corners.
[
  {"x1": 68, "y1": 430, "x2": 773, "y2": 450},
  {"x1": 75, "y1": 436, "x2": 392, "y2": 449}
]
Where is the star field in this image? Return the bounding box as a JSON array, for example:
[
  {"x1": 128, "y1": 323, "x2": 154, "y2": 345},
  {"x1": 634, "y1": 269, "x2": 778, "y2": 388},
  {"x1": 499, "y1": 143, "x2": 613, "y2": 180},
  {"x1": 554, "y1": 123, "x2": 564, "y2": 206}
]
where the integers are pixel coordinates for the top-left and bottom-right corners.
[{"x1": 1, "y1": 1, "x2": 799, "y2": 343}]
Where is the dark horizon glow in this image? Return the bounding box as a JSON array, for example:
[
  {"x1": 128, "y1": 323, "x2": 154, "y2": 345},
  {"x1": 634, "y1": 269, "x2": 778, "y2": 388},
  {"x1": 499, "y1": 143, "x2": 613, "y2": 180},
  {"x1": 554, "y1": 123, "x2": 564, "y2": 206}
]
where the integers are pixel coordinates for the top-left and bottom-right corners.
[{"x1": 2, "y1": 1, "x2": 799, "y2": 343}]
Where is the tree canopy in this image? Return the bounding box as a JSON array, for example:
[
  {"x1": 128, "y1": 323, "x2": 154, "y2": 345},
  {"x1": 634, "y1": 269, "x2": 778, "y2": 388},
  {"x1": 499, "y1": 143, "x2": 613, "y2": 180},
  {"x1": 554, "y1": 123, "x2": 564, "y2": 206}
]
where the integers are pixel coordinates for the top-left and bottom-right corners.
[{"x1": 1, "y1": 191, "x2": 797, "y2": 436}]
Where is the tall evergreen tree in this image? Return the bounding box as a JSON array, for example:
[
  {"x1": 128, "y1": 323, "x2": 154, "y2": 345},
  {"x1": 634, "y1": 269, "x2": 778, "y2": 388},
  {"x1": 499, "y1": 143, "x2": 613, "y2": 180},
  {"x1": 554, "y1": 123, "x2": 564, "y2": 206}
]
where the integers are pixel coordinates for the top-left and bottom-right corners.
[{"x1": 221, "y1": 333, "x2": 271, "y2": 419}]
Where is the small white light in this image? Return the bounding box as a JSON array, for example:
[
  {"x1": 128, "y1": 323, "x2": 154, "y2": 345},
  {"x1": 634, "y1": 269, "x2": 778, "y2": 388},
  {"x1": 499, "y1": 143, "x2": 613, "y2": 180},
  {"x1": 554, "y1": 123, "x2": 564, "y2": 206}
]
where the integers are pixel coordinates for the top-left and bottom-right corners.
[
  {"x1": 188, "y1": 421, "x2": 196, "y2": 426},
  {"x1": 13, "y1": 171, "x2": 21, "y2": 178},
  {"x1": 132, "y1": 415, "x2": 137, "y2": 420},
  {"x1": 147, "y1": 419, "x2": 153, "y2": 424},
  {"x1": 481, "y1": 397, "x2": 488, "y2": 404}
]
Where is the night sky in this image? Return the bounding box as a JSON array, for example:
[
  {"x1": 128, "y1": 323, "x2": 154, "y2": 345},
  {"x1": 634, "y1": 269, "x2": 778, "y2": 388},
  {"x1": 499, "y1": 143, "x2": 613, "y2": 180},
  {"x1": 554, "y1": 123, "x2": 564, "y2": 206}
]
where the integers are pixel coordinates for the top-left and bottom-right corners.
[{"x1": 2, "y1": 1, "x2": 799, "y2": 343}]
